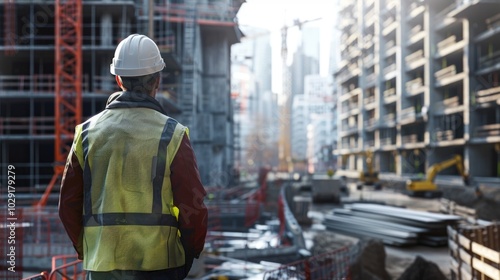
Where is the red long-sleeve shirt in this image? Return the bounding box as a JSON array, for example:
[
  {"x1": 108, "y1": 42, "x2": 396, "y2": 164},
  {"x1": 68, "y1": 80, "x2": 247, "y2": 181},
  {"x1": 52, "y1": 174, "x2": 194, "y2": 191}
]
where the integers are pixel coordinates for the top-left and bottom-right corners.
[{"x1": 58, "y1": 134, "x2": 208, "y2": 261}]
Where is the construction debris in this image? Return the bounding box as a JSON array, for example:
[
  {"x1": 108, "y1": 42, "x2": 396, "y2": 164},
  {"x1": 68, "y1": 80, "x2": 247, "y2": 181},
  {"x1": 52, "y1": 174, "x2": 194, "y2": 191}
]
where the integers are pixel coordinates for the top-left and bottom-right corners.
[
  {"x1": 349, "y1": 239, "x2": 391, "y2": 280},
  {"x1": 397, "y1": 256, "x2": 447, "y2": 280}
]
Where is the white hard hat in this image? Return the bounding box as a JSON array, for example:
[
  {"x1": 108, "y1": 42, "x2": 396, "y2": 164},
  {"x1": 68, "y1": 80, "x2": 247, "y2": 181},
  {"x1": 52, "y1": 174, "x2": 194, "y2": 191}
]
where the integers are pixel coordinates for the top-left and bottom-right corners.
[{"x1": 110, "y1": 34, "x2": 165, "y2": 77}]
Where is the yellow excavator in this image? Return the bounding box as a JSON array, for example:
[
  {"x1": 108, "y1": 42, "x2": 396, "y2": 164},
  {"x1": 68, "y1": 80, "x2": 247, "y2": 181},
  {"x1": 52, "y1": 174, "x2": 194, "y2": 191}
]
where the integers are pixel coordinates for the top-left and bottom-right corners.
[
  {"x1": 406, "y1": 154, "x2": 471, "y2": 197},
  {"x1": 357, "y1": 150, "x2": 382, "y2": 190}
]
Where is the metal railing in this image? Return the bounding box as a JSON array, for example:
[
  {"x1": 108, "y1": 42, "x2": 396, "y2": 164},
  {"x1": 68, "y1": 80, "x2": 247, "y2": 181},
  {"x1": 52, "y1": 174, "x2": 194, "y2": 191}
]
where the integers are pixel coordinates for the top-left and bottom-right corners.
[
  {"x1": 0, "y1": 117, "x2": 54, "y2": 135},
  {"x1": 263, "y1": 246, "x2": 353, "y2": 280},
  {"x1": 21, "y1": 272, "x2": 49, "y2": 280},
  {"x1": 0, "y1": 74, "x2": 109, "y2": 94},
  {"x1": 49, "y1": 255, "x2": 85, "y2": 280},
  {"x1": 22, "y1": 208, "x2": 74, "y2": 258},
  {"x1": 21, "y1": 255, "x2": 85, "y2": 280},
  {"x1": 0, "y1": 75, "x2": 56, "y2": 93}
]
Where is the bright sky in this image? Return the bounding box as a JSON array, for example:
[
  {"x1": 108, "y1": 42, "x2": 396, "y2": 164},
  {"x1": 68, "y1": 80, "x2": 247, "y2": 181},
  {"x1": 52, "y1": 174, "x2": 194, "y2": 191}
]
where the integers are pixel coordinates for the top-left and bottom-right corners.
[{"x1": 236, "y1": 0, "x2": 336, "y2": 95}]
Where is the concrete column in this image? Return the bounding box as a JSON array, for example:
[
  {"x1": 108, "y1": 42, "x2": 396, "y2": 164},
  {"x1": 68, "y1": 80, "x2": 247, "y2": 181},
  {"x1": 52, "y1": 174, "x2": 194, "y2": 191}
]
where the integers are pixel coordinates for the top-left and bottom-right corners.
[
  {"x1": 101, "y1": 14, "x2": 112, "y2": 46},
  {"x1": 119, "y1": 6, "x2": 131, "y2": 41},
  {"x1": 423, "y1": 3, "x2": 432, "y2": 145},
  {"x1": 195, "y1": 28, "x2": 233, "y2": 186},
  {"x1": 425, "y1": 2, "x2": 438, "y2": 171},
  {"x1": 395, "y1": 0, "x2": 405, "y2": 176},
  {"x1": 100, "y1": 63, "x2": 113, "y2": 91},
  {"x1": 462, "y1": 19, "x2": 473, "y2": 174}
]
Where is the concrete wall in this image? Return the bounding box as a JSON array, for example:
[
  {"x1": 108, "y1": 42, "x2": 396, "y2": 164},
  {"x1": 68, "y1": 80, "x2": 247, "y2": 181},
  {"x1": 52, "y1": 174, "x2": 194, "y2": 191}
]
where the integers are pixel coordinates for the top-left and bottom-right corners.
[{"x1": 193, "y1": 28, "x2": 233, "y2": 186}]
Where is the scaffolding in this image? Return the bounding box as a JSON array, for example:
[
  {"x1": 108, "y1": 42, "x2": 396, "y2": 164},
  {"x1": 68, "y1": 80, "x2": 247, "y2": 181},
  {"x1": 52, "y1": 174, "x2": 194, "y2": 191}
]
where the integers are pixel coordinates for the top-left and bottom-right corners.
[{"x1": 0, "y1": 0, "x2": 243, "y2": 197}]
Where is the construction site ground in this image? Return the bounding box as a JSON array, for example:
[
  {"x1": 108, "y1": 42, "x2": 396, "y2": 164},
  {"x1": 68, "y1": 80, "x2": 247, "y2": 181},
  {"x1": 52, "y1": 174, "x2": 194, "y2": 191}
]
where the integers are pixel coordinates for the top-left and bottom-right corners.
[{"x1": 305, "y1": 181, "x2": 500, "y2": 279}]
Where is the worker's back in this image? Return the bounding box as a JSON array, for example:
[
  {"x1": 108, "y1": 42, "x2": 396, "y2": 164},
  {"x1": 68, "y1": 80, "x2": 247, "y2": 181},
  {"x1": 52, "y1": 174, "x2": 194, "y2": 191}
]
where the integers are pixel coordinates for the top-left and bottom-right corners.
[{"x1": 74, "y1": 98, "x2": 187, "y2": 271}]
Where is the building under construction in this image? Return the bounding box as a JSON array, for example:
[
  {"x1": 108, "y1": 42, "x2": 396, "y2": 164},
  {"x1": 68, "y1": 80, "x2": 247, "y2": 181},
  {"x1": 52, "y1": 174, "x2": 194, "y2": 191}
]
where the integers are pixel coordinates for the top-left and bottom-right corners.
[
  {"x1": 0, "y1": 0, "x2": 243, "y2": 193},
  {"x1": 336, "y1": 0, "x2": 500, "y2": 183}
]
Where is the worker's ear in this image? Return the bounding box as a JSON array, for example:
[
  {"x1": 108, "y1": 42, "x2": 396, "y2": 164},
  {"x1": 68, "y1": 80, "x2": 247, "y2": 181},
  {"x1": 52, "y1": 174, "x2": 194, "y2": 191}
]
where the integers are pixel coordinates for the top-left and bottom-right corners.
[
  {"x1": 154, "y1": 74, "x2": 160, "y2": 90},
  {"x1": 116, "y1": 75, "x2": 126, "y2": 91}
]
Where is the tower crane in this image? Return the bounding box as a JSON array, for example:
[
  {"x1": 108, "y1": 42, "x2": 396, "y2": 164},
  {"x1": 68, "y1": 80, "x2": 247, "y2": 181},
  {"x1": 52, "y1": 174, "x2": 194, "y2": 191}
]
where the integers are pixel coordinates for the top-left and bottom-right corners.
[{"x1": 37, "y1": 0, "x2": 82, "y2": 207}]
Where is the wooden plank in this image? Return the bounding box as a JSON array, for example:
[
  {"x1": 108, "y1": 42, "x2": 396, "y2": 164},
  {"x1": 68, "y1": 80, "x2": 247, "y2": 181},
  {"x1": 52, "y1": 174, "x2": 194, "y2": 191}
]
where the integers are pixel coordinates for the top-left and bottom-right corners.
[
  {"x1": 451, "y1": 256, "x2": 474, "y2": 280},
  {"x1": 451, "y1": 257, "x2": 459, "y2": 269},
  {"x1": 472, "y1": 241, "x2": 500, "y2": 263},
  {"x1": 477, "y1": 86, "x2": 500, "y2": 97},
  {"x1": 460, "y1": 265, "x2": 473, "y2": 280},
  {"x1": 455, "y1": 204, "x2": 476, "y2": 215},
  {"x1": 459, "y1": 247, "x2": 472, "y2": 265},
  {"x1": 450, "y1": 258, "x2": 459, "y2": 279},
  {"x1": 472, "y1": 257, "x2": 500, "y2": 280},
  {"x1": 458, "y1": 233, "x2": 471, "y2": 250},
  {"x1": 448, "y1": 225, "x2": 457, "y2": 239},
  {"x1": 449, "y1": 238, "x2": 458, "y2": 253}
]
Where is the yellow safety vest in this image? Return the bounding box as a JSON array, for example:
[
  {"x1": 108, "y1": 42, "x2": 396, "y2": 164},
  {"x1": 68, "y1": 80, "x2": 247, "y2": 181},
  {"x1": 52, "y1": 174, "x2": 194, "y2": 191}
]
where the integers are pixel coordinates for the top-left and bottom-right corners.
[{"x1": 72, "y1": 96, "x2": 187, "y2": 271}]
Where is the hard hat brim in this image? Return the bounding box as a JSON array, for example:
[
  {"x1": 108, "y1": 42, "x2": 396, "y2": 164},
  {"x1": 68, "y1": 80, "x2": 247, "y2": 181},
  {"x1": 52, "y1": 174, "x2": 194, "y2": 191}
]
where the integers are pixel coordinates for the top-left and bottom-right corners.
[{"x1": 110, "y1": 62, "x2": 165, "y2": 77}]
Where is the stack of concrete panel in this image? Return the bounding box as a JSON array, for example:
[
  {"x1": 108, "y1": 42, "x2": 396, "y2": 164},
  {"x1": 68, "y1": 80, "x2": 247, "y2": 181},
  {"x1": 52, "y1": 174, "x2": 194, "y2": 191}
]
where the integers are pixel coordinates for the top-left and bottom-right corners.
[{"x1": 323, "y1": 203, "x2": 462, "y2": 247}]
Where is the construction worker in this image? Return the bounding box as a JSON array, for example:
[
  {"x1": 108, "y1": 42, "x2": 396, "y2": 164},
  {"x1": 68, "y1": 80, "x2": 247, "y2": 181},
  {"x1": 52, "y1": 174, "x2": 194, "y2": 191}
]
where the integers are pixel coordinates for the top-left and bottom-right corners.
[{"x1": 59, "y1": 34, "x2": 208, "y2": 280}]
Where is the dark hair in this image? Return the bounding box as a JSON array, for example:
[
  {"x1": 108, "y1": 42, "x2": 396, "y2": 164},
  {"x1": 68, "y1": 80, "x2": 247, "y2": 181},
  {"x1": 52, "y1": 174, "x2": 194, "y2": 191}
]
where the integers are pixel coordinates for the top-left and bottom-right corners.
[{"x1": 120, "y1": 72, "x2": 160, "y2": 94}]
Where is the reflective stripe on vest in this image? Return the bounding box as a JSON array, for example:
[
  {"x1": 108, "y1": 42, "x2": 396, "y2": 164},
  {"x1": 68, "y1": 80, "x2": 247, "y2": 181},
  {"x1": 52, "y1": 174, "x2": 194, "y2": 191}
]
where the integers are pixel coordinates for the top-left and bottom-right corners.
[{"x1": 81, "y1": 117, "x2": 179, "y2": 227}]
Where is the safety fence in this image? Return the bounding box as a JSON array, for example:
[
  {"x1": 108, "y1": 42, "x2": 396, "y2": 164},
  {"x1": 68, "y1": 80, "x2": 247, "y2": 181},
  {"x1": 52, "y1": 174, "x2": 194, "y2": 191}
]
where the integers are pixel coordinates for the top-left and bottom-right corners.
[
  {"x1": 18, "y1": 171, "x2": 271, "y2": 279},
  {"x1": 48, "y1": 255, "x2": 85, "y2": 280},
  {"x1": 21, "y1": 271, "x2": 48, "y2": 280},
  {"x1": 262, "y1": 245, "x2": 353, "y2": 280},
  {"x1": 26, "y1": 246, "x2": 355, "y2": 280},
  {"x1": 21, "y1": 255, "x2": 85, "y2": 280},
  {"x1": 20, "y1": 208, "x2": 74, "y2": 258},
  {"x1": 1, "y1": 207, "x2": 75, "y2": 280},
  {"x1": 448, "y1": 223, "x2": 500, "y2": 280}
]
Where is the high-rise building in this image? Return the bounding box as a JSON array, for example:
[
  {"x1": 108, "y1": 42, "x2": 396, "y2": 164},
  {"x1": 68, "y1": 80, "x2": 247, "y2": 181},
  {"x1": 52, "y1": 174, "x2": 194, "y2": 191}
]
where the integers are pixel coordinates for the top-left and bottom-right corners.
[
  {"x1": 0, "y1": 0, "x2": 244, "y2": 194},
  {"x1": 291, "y1": 26, "x2": 321, "y2": 97},
  {"x1": 291, "y1": 75, "x2": 334, "y2": 173},
  {"x1": 335, "y1": 0, "x2": 500, "y2": 181}
]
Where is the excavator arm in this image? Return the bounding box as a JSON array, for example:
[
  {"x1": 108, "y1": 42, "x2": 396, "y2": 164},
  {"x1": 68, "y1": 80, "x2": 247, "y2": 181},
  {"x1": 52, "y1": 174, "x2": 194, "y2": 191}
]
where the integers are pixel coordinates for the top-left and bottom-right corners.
[
  {"x1": 425, "y1": 155, "x2": 469, "y2": 185},
  {"x1": 407, "y1": 154, "x2": 469, "y2": 195}
]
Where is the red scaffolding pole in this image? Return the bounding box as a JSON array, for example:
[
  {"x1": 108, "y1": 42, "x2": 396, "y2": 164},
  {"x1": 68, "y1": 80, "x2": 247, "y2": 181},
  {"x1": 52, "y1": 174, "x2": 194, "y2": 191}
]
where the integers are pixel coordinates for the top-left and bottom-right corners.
[
  {"x1": 3, "y1": 0, "x2": 16, "y2": 55},
  {"x1": 37, "y1": 0, "x2": 82, "y2": 207}
]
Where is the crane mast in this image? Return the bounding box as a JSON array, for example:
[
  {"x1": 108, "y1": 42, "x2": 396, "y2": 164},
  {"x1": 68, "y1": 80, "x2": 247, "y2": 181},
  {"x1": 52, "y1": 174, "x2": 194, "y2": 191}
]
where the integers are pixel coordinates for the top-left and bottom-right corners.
[
  {"x1": 278, "y1": 25, "x2": 292, "y2": 172},
  {"x1": 38, "y1": 0, "x2": 82, "y2": 207}
]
